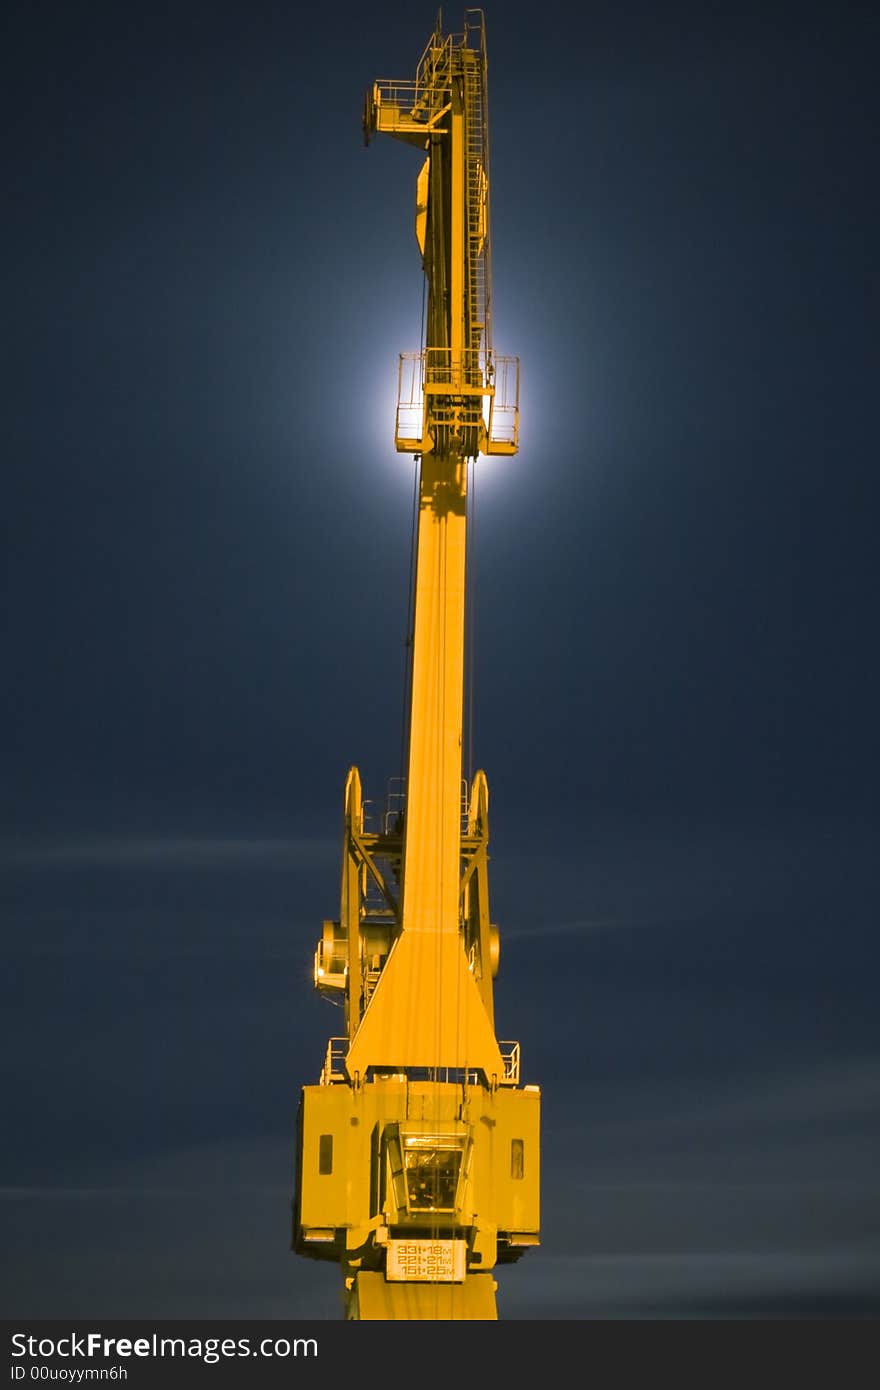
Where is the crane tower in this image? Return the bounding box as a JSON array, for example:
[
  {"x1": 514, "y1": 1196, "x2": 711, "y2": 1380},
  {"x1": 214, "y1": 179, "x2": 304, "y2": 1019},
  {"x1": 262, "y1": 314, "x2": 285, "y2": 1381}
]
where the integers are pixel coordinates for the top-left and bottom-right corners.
[{"x1": 293, "y1": 9, "x2": 539, "y2": 1320}]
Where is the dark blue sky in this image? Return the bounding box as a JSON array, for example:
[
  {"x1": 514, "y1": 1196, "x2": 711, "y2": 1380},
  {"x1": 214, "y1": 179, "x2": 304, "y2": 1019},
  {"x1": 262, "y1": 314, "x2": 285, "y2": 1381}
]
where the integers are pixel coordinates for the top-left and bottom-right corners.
[{"x1": 3, "y1": 0, "x2": 878, "y2": 1318}]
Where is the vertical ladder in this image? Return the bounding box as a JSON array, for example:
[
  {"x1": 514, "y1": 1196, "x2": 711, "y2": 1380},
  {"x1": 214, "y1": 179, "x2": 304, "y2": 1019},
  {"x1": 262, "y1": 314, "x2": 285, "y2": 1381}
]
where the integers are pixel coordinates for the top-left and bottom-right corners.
[{"x1": 462, "y1": 47, "x2": 490, "y2": 356}]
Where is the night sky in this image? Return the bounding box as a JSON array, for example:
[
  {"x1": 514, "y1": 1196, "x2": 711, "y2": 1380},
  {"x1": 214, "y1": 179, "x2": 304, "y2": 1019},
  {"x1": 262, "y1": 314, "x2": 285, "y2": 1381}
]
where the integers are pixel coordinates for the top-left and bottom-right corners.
[{"x1": 3, "y1": 0, "x2": 879, "y2": 1319}]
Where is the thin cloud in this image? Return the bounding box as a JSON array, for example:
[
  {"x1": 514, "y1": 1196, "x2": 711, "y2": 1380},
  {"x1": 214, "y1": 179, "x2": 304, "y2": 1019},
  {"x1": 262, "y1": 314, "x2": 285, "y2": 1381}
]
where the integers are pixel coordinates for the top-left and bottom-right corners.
[
  {"x1": 505, "y1": 914, "x2": 693, "y2": 939},
  {"x1": 0, "y1": 1185, "x2": 289, "y2": 1201},
  {"x1": 0, "y1": 835, "x2": 337, "y2": 870},
  {"x1": 502, "y1": 1250, "x2": 880, "y2": 1318},
  {"x1": 557, "y1": 1057, "x2": 880, "y2": 1155}
]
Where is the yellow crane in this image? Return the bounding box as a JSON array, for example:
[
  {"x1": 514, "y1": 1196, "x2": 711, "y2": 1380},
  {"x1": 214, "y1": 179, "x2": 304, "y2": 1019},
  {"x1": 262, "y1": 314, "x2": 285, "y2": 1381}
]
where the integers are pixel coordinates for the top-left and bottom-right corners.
[{"x1": 293, "y1": 9, "x2": 539, "y2": 1320}]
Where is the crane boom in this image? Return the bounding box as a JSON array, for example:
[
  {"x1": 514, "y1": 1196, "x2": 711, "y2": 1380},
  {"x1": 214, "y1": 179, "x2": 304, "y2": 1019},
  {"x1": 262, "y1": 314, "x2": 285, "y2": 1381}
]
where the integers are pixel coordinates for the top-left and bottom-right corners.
[{"x1": 293, "y1": 9, "x2": 538, "y2": 1320}]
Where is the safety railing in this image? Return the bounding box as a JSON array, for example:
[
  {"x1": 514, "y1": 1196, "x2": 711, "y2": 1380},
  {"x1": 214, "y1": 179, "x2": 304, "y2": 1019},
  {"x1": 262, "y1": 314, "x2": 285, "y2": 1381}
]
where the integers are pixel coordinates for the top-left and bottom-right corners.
[
  {"x1": 498, "y1": 1041, "x2": 521, "y2": 1086},
  {"x1": 371, "y1": 80, "x2": 451, "y2": 137},
  {"x1": 320, "y1": 1037, "x2": 348, "y2": 1086},
  {"x1": 395, "y1": 349, "x2": 519, "y2": 455},
  {"x1": 313, "y1": 939, "x2": 346, "y2": 992},
  {"x1": 383, "y1": 778, "x2": 406, "y2": 834},
  {"x1": 485, "y1": 354, "x2": 519, "y2": 450},
  {"x1": 415, "y1": 27, "x2": 454, "y2": 91},
  {"x1": 382, "y1": 777, "x2": 470, "y2": 833},
  {"x1": 368, "y1": 11, "x2": 485, "y2": 143}
]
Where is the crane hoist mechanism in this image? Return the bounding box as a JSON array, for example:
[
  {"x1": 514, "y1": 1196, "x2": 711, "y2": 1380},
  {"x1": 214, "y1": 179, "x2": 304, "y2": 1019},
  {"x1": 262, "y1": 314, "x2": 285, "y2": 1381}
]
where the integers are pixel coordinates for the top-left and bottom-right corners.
[{"x1": 292, "y1": 9, "x2": 539, "y2": 1321}]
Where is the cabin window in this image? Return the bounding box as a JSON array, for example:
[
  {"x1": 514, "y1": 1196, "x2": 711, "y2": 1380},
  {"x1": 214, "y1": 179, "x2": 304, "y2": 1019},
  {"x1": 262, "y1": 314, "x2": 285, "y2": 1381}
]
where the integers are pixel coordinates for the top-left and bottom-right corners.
[
  {"x1": 403, "y1": 1141, "x2": 462, "y2": 1212},
  {"x1": 318, "y1": 1134, "x2": 333, "y2": 1175},
  {"x1": 510, "y1": 1138, "x2": 524, "y2": 1180}
]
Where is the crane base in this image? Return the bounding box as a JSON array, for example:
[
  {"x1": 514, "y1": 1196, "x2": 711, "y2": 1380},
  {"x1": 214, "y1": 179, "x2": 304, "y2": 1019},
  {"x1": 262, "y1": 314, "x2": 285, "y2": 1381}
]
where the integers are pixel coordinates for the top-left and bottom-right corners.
[{"x1": 346, "y1": 1271, "x2": 498, "y2": 1320}]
